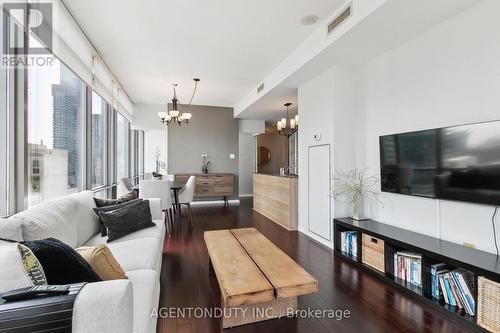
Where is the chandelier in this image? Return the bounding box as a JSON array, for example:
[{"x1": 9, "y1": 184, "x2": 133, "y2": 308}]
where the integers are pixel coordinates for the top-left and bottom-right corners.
[
  {"x1": 158, "y1": 78, "x2": 200, "y2": 125},
  {"x1": 277, "y1": 103, "x2": 298, "y2": 137}
]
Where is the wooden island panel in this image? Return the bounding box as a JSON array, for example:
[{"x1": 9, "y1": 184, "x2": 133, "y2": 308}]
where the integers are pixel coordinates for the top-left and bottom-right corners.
[{"x1": 253, "y1": 174, "x2": 298, "y2": 230}]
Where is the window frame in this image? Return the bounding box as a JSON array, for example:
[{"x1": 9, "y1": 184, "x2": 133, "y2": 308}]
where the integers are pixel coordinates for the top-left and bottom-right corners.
[{"x1": 4, "y1": 6, "x2": 145, "y2": 211}]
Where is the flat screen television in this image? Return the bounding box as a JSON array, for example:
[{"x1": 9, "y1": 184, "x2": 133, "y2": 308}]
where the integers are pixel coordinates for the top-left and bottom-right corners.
[{"x1": 380, "y1": 120, "x2": 500, "y2": 206}]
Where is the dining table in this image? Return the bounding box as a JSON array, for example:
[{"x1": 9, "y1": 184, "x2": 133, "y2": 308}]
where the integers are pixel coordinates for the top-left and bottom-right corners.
[{"x1": 131, "y1": 181, "x2": 185, "y2": 234}]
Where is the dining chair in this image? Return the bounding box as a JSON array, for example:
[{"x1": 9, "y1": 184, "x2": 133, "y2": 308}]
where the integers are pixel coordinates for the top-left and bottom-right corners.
[
  {"x1": 178, "y1": 176, "x2": 196, "y2": 227},
  {"x1": 139, "y1": 180, "x2": 174, "y2": 234},
  {"x1": 166, "y1": 174, "x2": 175, "y2": 181},
  {"x1": 144, "y1": 173, "x2": 153, "y2": 180}
]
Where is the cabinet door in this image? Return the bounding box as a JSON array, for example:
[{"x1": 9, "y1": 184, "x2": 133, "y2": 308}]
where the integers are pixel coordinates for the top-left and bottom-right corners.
[
  {"x1": 214, "y1": 175, "x2": 233, "y2": 194},
  {"x1": 308, "y1": 145, "x2": 331, "y2": 241}
]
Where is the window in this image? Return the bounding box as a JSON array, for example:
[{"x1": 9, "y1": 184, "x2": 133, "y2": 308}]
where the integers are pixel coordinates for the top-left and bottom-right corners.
[
  {"x1": 130, "y1": 129, "x2": 137, "y2": 182},
  {"x1": 138, "y1": 130, "x2": 144, "y2": 178},
  {"x1": 27, "y1": 58, "x2": 85, "y2": 207},
  {"x1": 91, "y1": 92, "x2": 108, "y2": 189},
  {"x1": 0, "y1": 13, "x2": 8, "y2": 215},
  {"x1": 116, "y1": 113, "x2": 129, "y2": 195}
]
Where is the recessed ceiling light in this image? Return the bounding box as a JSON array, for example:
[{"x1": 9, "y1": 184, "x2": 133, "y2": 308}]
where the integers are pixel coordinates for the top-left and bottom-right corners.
[{"x1": 301, "y1": 15, "x2": 319, "y2": 26}]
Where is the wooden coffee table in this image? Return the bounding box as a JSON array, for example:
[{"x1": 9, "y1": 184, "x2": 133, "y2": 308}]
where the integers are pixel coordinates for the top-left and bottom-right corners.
[{"x1": 204, "y1": 228, "x2": 318, "y2": 328}]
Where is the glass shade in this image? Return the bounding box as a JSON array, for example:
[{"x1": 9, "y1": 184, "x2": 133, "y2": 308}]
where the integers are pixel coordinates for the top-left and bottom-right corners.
[
  {"x1": 182, "y1": 112, "x2": 192, "y2": 120},
  {"x1": 281, "y1": 118, "x2": 287, "y2": 127},
  {"x1": 290, "y1": 119, "x2": 296, "y2": 129},
  {"x1": 295, "y1": 114, "x2": 299, "y2": 124},
  {"x1": 277, "y1": 121, "x2": 282, "y2": 131},
  {"x1": 169, "y1": 110, "x2": 180, "y2": 117},
  {"x1": 158, "y1": 111, "x2": 168, "y2": 119}
]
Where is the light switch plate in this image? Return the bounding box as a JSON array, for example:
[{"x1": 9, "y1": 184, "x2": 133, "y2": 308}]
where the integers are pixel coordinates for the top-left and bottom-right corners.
[{"x1": 229, "y1": 154, "x2": 235, "y2": 159}]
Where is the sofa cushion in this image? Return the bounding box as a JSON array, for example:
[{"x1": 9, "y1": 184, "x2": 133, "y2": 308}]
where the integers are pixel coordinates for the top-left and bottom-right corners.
[
  {"x1": 10, "y1": 198, "x2": 79, "y2": 247},
  {"x1": 76, "y1": 245, "x2": 127, "y2": 281},
  {"x1": 105, "y1": 237, "x2": 162, "y2": 272},
  {"x1": 84, "y1": 219, "x2": 165, "y2": 246},
  {"x1": 126, "y1": 269, "x2": 160, "y2": 333},
  {"x1": 21, "y1": 238, "x2": 102, "y2": 285},
  {"x1": 0, "y1": 241, "x2": 47, "y2": 293},
  {"x1": 8, "y1": 191, "x2": 100, "y2": 248},
  {"x1": 99, "y1": 200, "x2": 155, "y2": 243},
  {"x1": 71, "y1": 191, "x2": 101, "y2": 246},
  {"x1": 0, "y1": 218, "x2": 23, "y2": 242}
]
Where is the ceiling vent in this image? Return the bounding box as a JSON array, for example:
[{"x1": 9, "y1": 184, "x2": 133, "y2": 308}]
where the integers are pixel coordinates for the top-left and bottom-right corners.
[
  {"x1": 257, "y1": 83, "x2": 265, "y2": 94},
  {"x1": 327, "y1": 3, "x2": 352, "y2": 35}
]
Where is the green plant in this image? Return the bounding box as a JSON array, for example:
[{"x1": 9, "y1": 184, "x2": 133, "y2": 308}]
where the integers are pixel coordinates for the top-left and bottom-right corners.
[{"x1": 201, "y1": 154, "x2": 210, "y2": 174}]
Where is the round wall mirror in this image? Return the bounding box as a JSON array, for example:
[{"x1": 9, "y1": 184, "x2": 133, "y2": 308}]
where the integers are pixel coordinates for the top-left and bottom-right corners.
[{"x1": 258, "y1": 146, "x2": 271, "y2": 166}]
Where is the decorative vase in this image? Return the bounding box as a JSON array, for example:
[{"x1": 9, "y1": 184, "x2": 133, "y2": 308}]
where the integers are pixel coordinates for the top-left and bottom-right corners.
[
  {"x1": 352, "y1": 196, "x2": 368, "y2": 221},
  {"x1": 202, "y1": 165, "x2": 208, "y2": 174}
]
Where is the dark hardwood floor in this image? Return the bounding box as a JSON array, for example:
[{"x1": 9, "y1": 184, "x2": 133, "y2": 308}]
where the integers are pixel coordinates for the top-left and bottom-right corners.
[{"x1": 157, "y1": 198, "x2": 470, "y2": 333}]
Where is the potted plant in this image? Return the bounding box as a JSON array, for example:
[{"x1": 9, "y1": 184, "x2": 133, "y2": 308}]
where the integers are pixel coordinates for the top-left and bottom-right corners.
[
  {"x1": 201, "y1": 154, "x2": 210, "y2": 174},
  {"x1": 332, "y1": 167, "x2": 382, "y2": 220},
  {"x1": 153, "y1": 148, "x2": 168, "y2": 180}
]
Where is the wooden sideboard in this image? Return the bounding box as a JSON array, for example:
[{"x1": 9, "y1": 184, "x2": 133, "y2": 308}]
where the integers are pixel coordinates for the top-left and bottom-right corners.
[
  {"x1": 253, "y1": 174, "x2": 298, "y2": 230},
  {"x1": 175, "y1": 173, "x2": 234, "y2": 205}
]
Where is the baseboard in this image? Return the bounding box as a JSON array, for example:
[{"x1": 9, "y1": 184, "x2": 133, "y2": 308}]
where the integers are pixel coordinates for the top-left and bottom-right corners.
[
  {"x1": 298, "y1": 227, "x2": 334, "y2": 250},
  {"x1": 239, "y1": 194, "x2": 253, "y2": 198},
  {"x1": 191, "y1": 199, "x2": 240, "y2": 206}
]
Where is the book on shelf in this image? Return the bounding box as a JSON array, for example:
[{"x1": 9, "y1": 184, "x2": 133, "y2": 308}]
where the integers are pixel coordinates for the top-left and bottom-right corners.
[
  {"x1": 340, "y1": 231, "x2": 357, "y2": 258},
  {"x1": 431, "y1": 263, "x2": 449, "y2": 299},
  {"x1": 393, "y1": 251, "x2": 422, "y2": 288},
  {"x1": 432, "y1": 264, "x2": 476, "y2": 316}
]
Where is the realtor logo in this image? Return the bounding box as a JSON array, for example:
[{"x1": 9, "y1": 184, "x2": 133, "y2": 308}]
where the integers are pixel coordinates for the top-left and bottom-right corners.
[{"x1": 3, "y1": 2, "x2": 53, "y2": 55}]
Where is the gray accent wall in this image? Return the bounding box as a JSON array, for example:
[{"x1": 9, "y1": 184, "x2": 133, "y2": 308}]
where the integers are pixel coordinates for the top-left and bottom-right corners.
[{"x1": 168, "y1": 105, "x2": 239, "y2": 199}]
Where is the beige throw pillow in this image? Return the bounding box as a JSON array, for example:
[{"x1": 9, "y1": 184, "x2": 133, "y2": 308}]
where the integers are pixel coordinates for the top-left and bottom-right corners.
[{"x1": 76, "y1": 245, "x2": 127, "y2": 280}]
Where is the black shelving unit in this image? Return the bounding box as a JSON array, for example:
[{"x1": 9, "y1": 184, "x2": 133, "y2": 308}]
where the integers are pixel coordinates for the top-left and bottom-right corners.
[{"x1": 334, "y1": 218, "x2": 500, "y2": 332}]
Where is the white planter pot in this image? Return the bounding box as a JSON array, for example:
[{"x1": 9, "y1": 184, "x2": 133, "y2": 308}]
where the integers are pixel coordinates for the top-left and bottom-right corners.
[{"x1": 351, "y1": 196, "x2": 368, "y2": 221}]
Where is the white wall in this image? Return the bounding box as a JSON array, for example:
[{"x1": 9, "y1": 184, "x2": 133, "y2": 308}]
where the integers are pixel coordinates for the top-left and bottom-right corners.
[
  {"x1": 298, "y1": 68, "x2": 335, "y2": 247},
  {"x1": 359, "y1": 0, "x2": 500, "y2": 253},
  {"x1": 299, "y1": 0, "x2": 500, "y2": 254},
  {"x1": 133, "y1": 103, "x2": 168, "y2": 174},
  {"x1": 238, "y1": 133, "x2": 256, "y2": 196}
]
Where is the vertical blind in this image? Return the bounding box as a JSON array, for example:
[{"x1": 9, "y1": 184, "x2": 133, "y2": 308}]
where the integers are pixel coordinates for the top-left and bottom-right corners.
[{"x1": 27, "y1": 0, "x2": 135, "y2": 119}]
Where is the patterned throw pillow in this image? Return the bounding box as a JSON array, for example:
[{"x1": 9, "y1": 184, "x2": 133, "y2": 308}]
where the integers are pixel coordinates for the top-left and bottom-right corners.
[{"x1": 0, "y1": 241, "x2": 47, "y2": 293}]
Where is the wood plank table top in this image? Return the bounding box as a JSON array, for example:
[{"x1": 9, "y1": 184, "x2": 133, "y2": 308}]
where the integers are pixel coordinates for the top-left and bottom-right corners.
[
  {"x1": 231, "y1": 228, "x2": 319, "y2": 298},
  {"x1": 203, "y1": 230, "x2": 274, "y2": 307}
]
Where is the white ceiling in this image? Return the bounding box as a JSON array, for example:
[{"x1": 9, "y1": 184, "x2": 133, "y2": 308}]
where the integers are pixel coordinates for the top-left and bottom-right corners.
[
  {"x1": 236, "y1": 0, "x2": 481, "y2": 121},
  {"x1": 64, "y1": 0, "x2": 346, "y2": 107}
]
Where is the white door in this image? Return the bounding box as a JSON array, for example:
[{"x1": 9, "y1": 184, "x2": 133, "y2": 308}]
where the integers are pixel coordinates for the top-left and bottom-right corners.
[{"x1": 308, "y1": 144, "x2": 331, "y2": 241}]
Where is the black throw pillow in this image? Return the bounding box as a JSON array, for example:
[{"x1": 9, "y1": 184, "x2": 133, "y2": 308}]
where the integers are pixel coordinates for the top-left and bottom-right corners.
[
  {"x1": 93, "y1": 198, "x2": 143, "y2": 237},
  {"x1": 99, "y1": 200, "x2": 155, "y2": 243},
  {"x1": 20, "y1": 238, "x2": 102, "y2": 285},
  {"x1": 93, "y1": 190, "x2": 138, "y2": 208}
]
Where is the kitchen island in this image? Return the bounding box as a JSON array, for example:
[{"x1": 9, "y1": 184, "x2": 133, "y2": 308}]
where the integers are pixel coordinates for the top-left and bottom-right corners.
[{"x1": 253, "y1": 173, "x2": 298, "y2": 230}]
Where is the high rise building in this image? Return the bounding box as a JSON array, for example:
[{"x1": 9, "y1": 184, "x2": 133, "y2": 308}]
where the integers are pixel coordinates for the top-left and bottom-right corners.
[{"x1": 52, "y1": 66, "x2": 83, "y2": 190}]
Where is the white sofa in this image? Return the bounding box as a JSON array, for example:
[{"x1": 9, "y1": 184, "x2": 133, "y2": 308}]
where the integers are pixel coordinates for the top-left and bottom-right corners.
[{"x1": 4, "y1": 191, "x2": 165, "y2": 333}]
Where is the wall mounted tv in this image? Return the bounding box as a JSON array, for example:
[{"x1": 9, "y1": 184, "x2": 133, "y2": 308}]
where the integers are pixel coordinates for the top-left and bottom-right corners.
[{"x1": 379, "y1": 120, "x2": 500, "y2": 206}]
